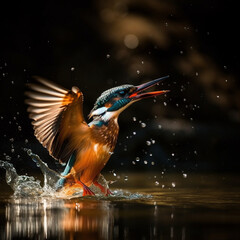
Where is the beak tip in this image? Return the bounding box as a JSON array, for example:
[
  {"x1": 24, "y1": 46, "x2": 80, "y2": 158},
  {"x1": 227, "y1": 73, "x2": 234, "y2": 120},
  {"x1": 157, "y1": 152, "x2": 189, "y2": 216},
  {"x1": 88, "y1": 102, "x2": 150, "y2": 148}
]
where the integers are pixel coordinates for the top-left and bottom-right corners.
[{"x1": 130, "y1": 75, "x2": 170, "y2": 99}]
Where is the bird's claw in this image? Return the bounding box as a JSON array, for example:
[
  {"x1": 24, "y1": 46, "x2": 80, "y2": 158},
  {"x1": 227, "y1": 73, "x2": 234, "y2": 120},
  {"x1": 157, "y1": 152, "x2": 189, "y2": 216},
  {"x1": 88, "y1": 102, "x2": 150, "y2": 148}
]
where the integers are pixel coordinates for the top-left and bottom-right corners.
[
  {"x1": 106, "y1": 188, "x2": 113, "y2": 196},
  {"x1": 82, "y1": 187, "x2": 95, "y2": 196},
  {"x1": 93, "y1": 181, "x2": 113, "y2": 196}
]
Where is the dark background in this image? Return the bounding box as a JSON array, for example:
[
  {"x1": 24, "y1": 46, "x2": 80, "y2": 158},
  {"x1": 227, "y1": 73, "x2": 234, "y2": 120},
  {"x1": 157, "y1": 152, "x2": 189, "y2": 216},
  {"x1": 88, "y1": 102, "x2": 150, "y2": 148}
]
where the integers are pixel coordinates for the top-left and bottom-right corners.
[{"x1": 0, "y1": 0, "x2": 239, "y2": 177}]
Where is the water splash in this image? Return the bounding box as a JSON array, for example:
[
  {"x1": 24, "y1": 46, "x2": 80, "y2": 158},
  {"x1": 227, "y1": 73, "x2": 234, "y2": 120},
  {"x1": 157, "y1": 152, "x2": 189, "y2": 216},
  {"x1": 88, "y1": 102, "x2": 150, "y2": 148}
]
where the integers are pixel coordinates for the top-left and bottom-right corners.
[
  {"x1": 0, "y1": 160, "x2": 43, "y2": 197},
  {"x1": 0, "y1": 150, "x2": 149, "y2": 200},
  {"x1": 26, "y1": 149, "x2": 62, "y2": 196}
]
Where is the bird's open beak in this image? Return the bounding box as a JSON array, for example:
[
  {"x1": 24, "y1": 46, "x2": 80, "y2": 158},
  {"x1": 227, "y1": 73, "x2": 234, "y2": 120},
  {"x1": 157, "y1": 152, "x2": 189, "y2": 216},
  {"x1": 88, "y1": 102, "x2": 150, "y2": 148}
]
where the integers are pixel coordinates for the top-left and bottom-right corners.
[{"x1": 129, "y1": 76, "x2": 170, "y2": 100}]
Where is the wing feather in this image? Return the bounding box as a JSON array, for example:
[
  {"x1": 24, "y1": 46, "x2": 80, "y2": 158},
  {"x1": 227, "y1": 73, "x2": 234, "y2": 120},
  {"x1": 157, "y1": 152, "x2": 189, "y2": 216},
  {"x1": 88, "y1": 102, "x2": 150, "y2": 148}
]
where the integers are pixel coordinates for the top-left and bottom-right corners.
[{"x1": 25, "y1": 77, "x2": 89, "y2": 163}]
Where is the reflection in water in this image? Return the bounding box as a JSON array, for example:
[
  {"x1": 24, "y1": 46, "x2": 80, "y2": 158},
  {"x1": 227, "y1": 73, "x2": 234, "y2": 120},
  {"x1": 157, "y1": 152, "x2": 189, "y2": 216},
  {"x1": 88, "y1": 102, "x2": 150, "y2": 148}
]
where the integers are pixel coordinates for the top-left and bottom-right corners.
[
  {"x1": 4, "y1": 198, "x2": 114, "y2": 240},
  {"x1": 1, "y1": 174, "x2": 240, "y2": 239},
  {"x1": 3, "y1": 197, "x2": 188, "y2": 240}
]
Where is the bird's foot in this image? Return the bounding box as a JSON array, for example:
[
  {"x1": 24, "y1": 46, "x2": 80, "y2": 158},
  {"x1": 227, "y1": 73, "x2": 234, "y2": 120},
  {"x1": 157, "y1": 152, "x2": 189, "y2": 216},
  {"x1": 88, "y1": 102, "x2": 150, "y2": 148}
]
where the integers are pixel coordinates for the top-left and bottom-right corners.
[
  {"x1": 82, "y1": 186, "x2": 95, "y2": 197},
  {"x1": 106, "y1": 188, "x2": 113, "y2": 196},
  {"x1": 75, "y1": 180, "x2": 95, "y2": 197},
  {"x1": 93, "y1": 181, "x2": 113, "y2": 196}
]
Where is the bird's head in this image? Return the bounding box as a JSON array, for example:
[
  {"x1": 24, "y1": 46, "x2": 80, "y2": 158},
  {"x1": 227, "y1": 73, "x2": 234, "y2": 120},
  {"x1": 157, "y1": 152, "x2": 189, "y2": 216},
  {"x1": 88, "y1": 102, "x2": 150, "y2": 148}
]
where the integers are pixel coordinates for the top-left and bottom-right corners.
[{"x1": 89, "y1": 76, "x2": 169, "y2": 123}]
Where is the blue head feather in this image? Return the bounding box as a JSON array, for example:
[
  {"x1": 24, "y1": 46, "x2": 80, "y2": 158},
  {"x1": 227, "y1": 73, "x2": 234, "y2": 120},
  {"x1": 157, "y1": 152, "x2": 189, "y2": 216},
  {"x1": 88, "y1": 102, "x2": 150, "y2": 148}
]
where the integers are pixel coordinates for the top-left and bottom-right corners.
[{"x1": 91, "y1": 84, "x2": 133, "y2": 113}]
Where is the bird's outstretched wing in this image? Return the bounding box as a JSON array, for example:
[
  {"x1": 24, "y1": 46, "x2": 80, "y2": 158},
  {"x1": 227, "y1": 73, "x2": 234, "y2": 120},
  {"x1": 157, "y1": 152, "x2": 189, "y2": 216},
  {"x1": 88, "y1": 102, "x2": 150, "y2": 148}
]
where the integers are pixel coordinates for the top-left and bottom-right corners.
[{"x1": 25, "y1": 77, "x2": 89, "y2": 164}]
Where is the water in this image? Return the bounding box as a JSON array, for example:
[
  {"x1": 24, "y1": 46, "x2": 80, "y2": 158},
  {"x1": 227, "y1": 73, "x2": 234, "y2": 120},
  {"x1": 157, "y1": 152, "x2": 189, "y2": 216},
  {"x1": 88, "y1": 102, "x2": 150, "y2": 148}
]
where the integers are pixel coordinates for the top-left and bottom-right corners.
[
  {"x1": 0, "y1": 153, "x2": 240, "y2": 239},
  {"x1": 0, "y1": 150, "x2": 113, "y2": 198}
]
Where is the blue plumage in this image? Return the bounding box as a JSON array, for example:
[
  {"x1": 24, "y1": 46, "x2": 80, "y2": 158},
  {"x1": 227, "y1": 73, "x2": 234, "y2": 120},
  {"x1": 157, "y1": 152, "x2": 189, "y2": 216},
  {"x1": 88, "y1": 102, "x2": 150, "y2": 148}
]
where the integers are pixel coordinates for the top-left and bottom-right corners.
[
  {"x1": 92, "y1": 85, "x2": 133, "y2": 112},
  {"x1": 108, "y1": 98, "x2": 131, "y2": 111},
  {"x1": 56, "y1": 154, "x2": 76, "y2": 188}
]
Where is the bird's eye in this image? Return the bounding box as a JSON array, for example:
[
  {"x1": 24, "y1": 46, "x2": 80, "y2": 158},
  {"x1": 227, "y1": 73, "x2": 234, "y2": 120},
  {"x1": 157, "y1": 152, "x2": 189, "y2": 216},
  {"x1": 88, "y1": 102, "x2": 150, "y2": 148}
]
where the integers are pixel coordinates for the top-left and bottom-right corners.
[{"x1": 119, "y1": 90, "x2": 125, "y2": 95}]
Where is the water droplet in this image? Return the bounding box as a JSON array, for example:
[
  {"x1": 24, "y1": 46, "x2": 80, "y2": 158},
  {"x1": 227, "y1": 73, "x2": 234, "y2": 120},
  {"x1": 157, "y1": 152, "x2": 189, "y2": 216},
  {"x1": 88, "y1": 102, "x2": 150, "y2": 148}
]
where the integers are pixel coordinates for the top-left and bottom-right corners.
[
  {"x1": 180, "y1": 50, "x2": 183, "y2": 55},
  {"x1": 155, "y1": 181, "x2": 159, "y2": 186},
  {"x1": 194, "y1": 150, "x2": 198, "y2": 155},
  {"x1": 144, "y1": 160, "x2": 148, "y2": 164},
  {"x1": 5, "y1": 155, "x2": 11, "y2": 161},
  {"x1": 11, "y1": 148, "x2": 15, "y2": 153},
  {"x1": 136, "y1": 70, "x2": 140, "y2": 74},
  {"x1": 27, "y1": 149, "x2": 32, "y2": 156},
  {"x1": 141, "y1": 122, "x2": 146, "y2": 128},
  {"x1": 151, "y1": 139, "x2": 155, "y2": 144},
  {"x1": 216, "y1": 95, "x2": 220, "y2": 98},
  {"x1": 132, "y1": 161, "x2": 136, "y2": 165},
  {"x1": 124, "y1": 176, "x2": 128, "y2": 181},
  {"x1": 223, "y1": 65, "x2": 227, "y2": 69},
  {"x1": 158, "y1": 125, "x2": 162, "y2": 129},
  {"x1": 18, "y1": 126, "x2": 22, "y2": 131},
  {"x1": 183, "y1": 173, "x2": 187, "y2": 178},
  {"x1": 25, "y1": 139, "x2": 28, "y2": 144},
  {"x1": 171, "y1": 153, "x2": 175, "y2": 156},
  {"x1": 141, "y1": 61, "x2": 144, "y2": 64},
  {"x1": 70, "y1": 67, "x2": 75, "y2": 71},
  {"x1": 9, "y1": 138, "x2": 14, "y2": 142},
  {"x1": 133, "y1": 117, "x2": 137, "y2": 121},
  {"x1": 162, "y1": 184, "x2": 165, "y2": 188},
  {"x1": 106, "y1": 54, "x2": 110, "y2": 58},
  {"x1": 171, "y1": 182, "x2": 176, "y2": 187},
  {"x1": 136, "y1": 157, "x2": 140, "y2": 162},
  {"x1": 196, "y1": 72, "x2": 199, "y2": 76},
  {"x1": 151, "y1": 161, "x2": 155, "y2": 165},
  {"x1": 163, "y1": 102, "x2": 167, "y2": 106},
  {"x1": 133, "y1": 131, "x2": 136, "y2": 135},
  {"x1": 146, "y1": 141, "x2": 151, "y2": 146}
]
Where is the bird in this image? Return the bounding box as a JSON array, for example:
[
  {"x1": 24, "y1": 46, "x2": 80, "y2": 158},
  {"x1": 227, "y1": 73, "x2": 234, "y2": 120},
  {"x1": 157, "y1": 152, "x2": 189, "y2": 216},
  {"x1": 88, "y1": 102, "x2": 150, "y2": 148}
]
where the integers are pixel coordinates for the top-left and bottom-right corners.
[{"x1": 25, "y1": 76, "x2": 169, "y2": 196}]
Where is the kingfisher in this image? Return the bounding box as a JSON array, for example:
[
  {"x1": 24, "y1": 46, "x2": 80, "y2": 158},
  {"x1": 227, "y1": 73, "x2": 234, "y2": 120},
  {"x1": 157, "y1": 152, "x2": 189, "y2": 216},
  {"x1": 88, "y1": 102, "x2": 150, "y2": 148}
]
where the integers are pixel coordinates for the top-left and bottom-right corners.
[{"x1": 25, "y1": 76, "x2": 169, "y2": 196}]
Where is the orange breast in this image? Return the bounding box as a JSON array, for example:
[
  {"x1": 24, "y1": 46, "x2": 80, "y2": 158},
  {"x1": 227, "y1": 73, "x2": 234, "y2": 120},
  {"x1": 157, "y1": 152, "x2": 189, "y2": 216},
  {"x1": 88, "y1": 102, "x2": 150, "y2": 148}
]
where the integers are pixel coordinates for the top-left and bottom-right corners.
[
  {"x1": 68, "y1": 117, "x2": 119, "y2": 187},
  {"x1": 70, "y1": 143, "x2": 112, "y2": 186}
]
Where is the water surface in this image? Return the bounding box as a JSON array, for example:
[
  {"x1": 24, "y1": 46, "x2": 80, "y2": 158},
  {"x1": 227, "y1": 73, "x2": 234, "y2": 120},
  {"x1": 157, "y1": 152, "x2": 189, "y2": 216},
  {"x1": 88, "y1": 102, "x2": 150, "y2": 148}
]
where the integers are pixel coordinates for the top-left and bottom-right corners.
[{"x1": 0, "y1": 172, "x2": 240, "y2": 240}]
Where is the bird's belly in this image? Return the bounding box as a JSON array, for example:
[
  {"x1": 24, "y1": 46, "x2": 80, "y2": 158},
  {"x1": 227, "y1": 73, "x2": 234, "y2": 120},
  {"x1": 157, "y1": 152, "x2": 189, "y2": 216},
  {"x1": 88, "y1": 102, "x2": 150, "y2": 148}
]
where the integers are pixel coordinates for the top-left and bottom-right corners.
[
  {"x1": 71, "y1": 144, "x2": 113, "y2": 186},
  {"x1": 80, "y1": 155, "x2": 111, "y2": 186}
]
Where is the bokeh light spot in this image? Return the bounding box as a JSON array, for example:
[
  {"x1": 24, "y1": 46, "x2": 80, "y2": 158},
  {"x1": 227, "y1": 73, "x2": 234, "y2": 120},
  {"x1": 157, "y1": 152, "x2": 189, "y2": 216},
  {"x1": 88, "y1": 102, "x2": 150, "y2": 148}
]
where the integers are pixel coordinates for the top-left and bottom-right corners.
[{"x1": 124, "y1": 34, "x2": 139, "y2": 49}]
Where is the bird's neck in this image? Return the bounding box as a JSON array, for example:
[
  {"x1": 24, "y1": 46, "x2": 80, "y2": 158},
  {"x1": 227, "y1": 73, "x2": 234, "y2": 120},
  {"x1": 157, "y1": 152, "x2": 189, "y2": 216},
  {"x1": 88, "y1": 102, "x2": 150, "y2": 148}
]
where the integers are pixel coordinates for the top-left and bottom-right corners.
[{"x1": 89, "y1": 117, "x2": 119, "y2": 150}]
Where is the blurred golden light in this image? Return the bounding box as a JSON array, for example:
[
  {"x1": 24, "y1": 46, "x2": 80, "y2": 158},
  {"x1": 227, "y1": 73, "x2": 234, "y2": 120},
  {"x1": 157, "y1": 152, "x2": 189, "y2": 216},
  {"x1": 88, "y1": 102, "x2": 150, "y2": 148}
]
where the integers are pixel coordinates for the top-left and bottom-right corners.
[{"x1": 124, "y1": 34, "x2": 139, "y2": 49}]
